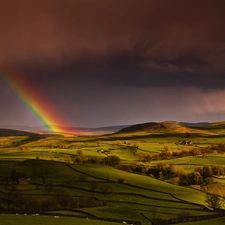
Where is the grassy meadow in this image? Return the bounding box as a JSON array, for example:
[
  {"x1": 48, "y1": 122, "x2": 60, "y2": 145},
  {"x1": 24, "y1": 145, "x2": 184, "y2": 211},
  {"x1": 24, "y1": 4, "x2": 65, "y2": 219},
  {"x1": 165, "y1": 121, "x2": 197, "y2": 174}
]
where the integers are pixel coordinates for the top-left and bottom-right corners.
[{"x1": 0, "y1": 121, "x2": 225, "y2": 224}]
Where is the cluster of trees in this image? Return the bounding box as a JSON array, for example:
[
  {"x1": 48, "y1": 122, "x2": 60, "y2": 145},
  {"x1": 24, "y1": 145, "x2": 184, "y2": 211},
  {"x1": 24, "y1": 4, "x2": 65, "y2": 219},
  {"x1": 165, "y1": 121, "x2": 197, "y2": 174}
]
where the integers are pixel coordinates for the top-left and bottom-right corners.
[
  {"x1": 72, "y1": 153, "x2": 88, "y2": 163},
  {"x1": 17, "y1": 146, "x2": 29, "y2": 152},
  {"x1": 72, "y1": 150, "x2": 121, "y2": 167},
  {"x1": 148, "y1": 164, "x2": 225, "y2": 186},
  {"x1": 142, "y1": 148, "x2": 204, "y2": 161},
  {"x1": 141, "y1": 143, "x2": 225, "y2": 162},
  {"x1": 117, "y1": 163, "x2": 150, "y2": 175},
  {"x1": 196, "y1": 165, "x2": 225, "y2": 177},
  {"x1": 205, "y1": 144, "x2": 225, "y2": 153},
  {"x1": 116, "y1": 162, "x2": 225, "y2": 187},
  {"x1": 56, "y1": 149, "x2": 121, "y2": 167}
]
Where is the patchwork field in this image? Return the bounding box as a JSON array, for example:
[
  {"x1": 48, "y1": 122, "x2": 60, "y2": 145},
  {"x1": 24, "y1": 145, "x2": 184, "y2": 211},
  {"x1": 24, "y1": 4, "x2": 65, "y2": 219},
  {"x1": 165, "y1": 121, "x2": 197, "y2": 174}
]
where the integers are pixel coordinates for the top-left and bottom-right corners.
[{"x1": 0, "y1": 121, "x2": 225, "y2": 225}]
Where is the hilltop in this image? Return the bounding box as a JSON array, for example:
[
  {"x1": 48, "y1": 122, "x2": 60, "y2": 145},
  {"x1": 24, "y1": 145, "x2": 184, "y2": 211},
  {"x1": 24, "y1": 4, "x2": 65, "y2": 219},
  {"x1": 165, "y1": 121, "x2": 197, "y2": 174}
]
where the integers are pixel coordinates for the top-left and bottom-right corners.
[
  {"x1": 1, "y1": 121, "x2": 224, "y2": 137},
  {"x1": 0, "y1": 128, "x2": 48, "y2": 137},
  {"x1": 117, "y1": 121, "x2": 216, "y2": 135},
  {"x1": 117, "y1": 122, "x2": 167, "y2": 133}
]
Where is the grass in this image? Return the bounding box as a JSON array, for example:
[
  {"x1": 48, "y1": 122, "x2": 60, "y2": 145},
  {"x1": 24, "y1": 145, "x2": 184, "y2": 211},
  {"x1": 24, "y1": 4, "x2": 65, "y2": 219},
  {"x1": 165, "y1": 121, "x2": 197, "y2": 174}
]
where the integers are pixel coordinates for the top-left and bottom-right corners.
[
  {"x1": 1, "y1": 122, "x2": 225, "y2": 224},
  {"x1": 0, "y1": 214, "x2": 121, "y2": 225}
]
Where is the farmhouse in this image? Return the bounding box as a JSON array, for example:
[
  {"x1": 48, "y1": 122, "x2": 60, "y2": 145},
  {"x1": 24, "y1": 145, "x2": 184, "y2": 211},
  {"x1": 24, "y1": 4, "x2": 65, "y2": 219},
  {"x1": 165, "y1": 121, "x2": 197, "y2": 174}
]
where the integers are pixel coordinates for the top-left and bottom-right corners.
[
  {"x1": 97, "y1": 149, "x2": 104, "y2": 153},
  {"x1": 177, "y1": 140, "x2": 192, "y2": 145},
  {"x1": 18, "y1": 178, "x2": 29, "y2": 185},
  {"x1": 118, "y1": 178, "x2": 127, "y2": 184},
  {"x1": 69, "y1": 145, "x2": 77, "y2": 148}
]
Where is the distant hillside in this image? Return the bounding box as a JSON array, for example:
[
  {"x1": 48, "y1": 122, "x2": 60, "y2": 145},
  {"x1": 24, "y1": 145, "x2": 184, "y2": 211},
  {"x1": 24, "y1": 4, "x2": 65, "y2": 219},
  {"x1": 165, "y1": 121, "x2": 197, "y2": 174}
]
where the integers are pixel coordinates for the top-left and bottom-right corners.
[
  {"x1": 117, "y1": 121, "x2": 216, "y2": 135},
  {"x1": 180, "y1": 121, "x2": 225, "y2": 135},
  {"x1": 2, "y1": 121, "x2": 224, "y2": 136},
  {"x1": 199, "y1": 121, "x2": 225, "y2": 134},
  {"x1": 117, "y1": 122, "x2": 167, "y2": 133},
  {"x1": 117, "y1": 121, "x2": 194, "y2": 134},
  {"x1": 52, "y1": 125, "x2": 129, "y2": 134},
  {"x1": 181, "y1": 122, "x2": 211, "y2": 127},
  {"x1": 0, "y1": 124, "x2": 129, "y2": 135},
  {"x1": 205, "y1": 121, "x2": 225, "y2": 128},
  {"x1": 0, "y1": 129, "x2": 47, "y2": 137},
  {"x1": 0, "y1": 125, "x2": 49, "y2": 132}
]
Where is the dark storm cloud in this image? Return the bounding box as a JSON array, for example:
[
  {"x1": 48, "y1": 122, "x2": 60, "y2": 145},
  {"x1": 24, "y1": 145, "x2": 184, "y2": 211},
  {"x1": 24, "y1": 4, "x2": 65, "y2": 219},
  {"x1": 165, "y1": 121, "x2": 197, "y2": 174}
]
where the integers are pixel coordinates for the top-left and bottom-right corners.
[{"x1": 1, "y1": 0, "x2": 225, "y2": 89}]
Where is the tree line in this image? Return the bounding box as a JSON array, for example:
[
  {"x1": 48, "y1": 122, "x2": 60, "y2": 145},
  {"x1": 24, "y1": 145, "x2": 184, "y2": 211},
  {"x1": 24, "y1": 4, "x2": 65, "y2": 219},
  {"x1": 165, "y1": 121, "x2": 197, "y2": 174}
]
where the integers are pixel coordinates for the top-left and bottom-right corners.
[
  {"x1": 1, "y1": 186, "x2": 107, "y2": 213},
  {"x1": 141, "y1": 143, "x2": 225, "y2": 162}
]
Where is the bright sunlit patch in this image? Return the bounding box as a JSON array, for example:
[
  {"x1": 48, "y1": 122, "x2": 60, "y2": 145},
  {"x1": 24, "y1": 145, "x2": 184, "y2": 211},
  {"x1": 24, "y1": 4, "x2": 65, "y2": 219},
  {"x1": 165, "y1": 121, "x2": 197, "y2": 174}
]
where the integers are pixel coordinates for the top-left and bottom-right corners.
[{"x1": 0, "y1": 71, "x2": 75, "y2": 134}]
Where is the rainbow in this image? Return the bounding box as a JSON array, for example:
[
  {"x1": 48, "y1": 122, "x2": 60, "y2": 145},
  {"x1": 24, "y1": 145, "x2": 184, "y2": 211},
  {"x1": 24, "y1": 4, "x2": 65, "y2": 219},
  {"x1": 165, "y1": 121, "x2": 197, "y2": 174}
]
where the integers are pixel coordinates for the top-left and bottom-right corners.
[{"x1": 1, "y1": 72, "x2": 74, "y2": 134}]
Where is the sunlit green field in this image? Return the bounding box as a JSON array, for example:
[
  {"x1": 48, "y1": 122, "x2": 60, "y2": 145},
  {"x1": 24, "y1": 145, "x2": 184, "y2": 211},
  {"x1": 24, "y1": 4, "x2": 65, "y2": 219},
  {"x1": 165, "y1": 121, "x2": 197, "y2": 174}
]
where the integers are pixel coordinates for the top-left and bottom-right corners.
[{"x1": 1, "y1": 122, "x2": 225, "y2": 224}]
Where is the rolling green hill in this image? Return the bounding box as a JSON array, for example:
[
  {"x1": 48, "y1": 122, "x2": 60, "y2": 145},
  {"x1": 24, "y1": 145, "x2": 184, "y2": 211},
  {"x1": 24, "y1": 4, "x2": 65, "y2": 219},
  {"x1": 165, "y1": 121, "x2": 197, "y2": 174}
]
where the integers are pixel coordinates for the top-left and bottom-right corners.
[
  {"x1": 200, "y1": 121, "x2": 225, "y2": 134},
  {"x1": 117, "y1": 121, "x2": 216, "y2": 136},
  {"x1": 0, "y1": 128, "x2": 46, "y2": 137},
  {"x1": 1, "y1": 121, "x2": 225, "y2": 224}
]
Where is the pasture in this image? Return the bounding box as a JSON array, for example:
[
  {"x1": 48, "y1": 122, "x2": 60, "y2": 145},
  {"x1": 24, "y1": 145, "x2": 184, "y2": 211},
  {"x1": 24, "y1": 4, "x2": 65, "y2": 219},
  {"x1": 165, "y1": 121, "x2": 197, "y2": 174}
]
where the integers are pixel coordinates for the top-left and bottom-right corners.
[
  {"x1": 0, "y1": 214, "x2": 121, "y2": 225},
  {"x1": 0, "y1": 121, "x2": 225, "y2": 224}
]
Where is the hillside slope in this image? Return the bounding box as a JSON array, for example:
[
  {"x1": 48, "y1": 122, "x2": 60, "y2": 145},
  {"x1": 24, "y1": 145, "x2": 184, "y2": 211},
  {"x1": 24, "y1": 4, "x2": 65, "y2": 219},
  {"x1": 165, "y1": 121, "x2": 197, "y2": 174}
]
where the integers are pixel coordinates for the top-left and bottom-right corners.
[
  {"x1": 117, "y1": 121, "x2": 215, "y2": 135},
  {"x1": 0, "y1": 128, "x2": 47, "y2": 137}
]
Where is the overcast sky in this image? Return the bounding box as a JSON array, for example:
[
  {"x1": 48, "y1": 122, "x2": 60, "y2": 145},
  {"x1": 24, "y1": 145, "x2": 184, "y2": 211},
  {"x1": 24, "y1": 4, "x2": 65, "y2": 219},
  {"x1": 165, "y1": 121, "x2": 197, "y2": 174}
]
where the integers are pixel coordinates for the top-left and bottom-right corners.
[{"x1": 0, "y1": 0, "x2": 225, "y2": 128}]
